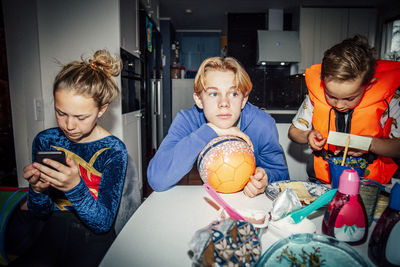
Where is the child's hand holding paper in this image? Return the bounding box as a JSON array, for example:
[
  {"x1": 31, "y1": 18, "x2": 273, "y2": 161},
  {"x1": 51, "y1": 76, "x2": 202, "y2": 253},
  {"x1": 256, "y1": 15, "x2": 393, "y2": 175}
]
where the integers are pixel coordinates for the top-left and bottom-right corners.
[{"x1": 327, "y1": 131, "x2": 372, "y2": 157}]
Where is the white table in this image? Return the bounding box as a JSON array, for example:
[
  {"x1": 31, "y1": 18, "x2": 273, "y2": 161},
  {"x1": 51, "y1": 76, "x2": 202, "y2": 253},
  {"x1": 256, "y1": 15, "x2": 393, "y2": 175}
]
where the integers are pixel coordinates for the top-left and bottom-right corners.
[{"x1": 100, "y1": 185, "x2": 374, "y2": 266}]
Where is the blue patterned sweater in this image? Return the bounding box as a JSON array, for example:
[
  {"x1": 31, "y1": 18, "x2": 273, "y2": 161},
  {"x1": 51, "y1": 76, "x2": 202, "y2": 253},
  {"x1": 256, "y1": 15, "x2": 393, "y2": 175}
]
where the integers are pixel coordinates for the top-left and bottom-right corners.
[{"x1": 28, "y1": 128, "x2": 128, "y2": 234}]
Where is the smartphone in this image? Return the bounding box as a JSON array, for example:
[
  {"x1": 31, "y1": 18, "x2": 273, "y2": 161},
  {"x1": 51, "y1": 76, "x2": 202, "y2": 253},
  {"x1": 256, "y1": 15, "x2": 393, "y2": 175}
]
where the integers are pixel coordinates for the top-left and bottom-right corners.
[{"x1": 35, "y1": 151, "x2": 66, "y2": 169}]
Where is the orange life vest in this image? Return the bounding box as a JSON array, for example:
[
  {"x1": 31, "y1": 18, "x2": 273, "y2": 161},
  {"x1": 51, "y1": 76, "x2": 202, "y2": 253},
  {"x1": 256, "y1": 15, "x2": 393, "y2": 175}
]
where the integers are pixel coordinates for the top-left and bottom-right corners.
[{"x1": 306, "y1": 60, "x2": 400, "y2": 184}]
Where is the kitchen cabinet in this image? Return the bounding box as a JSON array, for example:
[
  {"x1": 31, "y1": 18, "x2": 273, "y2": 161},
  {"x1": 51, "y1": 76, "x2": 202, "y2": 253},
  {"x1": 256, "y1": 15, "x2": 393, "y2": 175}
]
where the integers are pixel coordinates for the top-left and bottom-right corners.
[
  {"x1": 120, "y1": 0, "x2": 140, "y2": 57},
  {"x1": 347, "y1": 8, "x2": 377, "y2": 44},
  {"x1": 120, "y1": 0, "x2": 160, "y2": 56},
  {"x1": 151, "y1": 0, "x2": 159, "y2": 29},
  {"x1": 299, "y1": 7, "x2": 377, "y2": 73},
  {"x1": 227, "y1": 13, "x2": 266, "y2": 68},
  {"x1": 122, "y1": 110, "x2": 144, "y2": 192},
  {"x1": 178, "y1": 32, "x2": 220, "y2": 71},
  {"x1": 141, "y1": 0, "x2": 159, "y2": 29}
]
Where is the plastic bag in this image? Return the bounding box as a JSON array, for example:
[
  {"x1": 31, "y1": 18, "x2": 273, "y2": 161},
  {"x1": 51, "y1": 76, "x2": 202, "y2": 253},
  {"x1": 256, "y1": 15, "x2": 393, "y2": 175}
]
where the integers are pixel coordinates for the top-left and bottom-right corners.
[{"x1": 188, "y1": 219, "x2": 261, "y2": 266}]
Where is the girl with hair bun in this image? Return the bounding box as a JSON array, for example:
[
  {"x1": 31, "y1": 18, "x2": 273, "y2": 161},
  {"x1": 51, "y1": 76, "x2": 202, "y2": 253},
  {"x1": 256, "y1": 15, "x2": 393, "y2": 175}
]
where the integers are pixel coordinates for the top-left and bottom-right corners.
[{"x1": 7, "y1": 50, "x2": 129, "y2": 266}]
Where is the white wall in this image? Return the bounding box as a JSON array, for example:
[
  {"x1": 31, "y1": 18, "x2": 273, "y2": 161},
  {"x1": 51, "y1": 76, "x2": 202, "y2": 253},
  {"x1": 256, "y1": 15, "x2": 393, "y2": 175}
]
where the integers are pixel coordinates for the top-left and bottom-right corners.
[
  {"x1": 275, "y1": 123, "x2": 311, "y2": 181},
  {"x1": 172, "y1": 79, "x2": 195, "y2": 119},
  {"x1": 36, "y1": 0, "x2": 121, "y2": 134},
  {"x1": 3, "y1": 0, "x2": 122, "y2": 186}
]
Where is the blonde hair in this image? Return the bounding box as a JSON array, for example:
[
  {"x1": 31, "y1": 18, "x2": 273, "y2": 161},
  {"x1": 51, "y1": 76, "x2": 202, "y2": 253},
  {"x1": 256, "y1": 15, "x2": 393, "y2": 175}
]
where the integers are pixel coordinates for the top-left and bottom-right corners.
[
  {"x1": 53, "y1": 50, "x2": 121, "y2": 107},
  {"x1": 194, "y1": 57, "x2": 252, "y2": 95}
]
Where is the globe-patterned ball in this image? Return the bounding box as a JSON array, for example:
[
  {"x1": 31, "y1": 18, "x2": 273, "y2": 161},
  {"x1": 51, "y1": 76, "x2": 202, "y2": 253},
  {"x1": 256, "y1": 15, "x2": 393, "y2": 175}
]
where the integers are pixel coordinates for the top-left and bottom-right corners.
[{"x1": 197, "y1": 136, "x2": 256, "y2": 193}]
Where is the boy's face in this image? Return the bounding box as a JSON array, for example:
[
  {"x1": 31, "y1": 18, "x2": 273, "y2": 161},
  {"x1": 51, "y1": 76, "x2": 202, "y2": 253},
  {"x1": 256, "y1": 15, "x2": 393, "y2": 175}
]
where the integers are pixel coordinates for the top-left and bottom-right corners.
[
  {"x1": 323, "y1": 76, "x2": 369, "y2": 112},
  {"x1": 193, "y1": 70, "x2": 248, "y2": 129}
]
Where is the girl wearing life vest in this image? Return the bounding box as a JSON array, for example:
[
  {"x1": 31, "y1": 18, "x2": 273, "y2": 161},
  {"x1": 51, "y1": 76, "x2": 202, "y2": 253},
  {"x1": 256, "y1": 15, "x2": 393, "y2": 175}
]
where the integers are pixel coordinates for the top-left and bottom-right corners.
[{"x1": 288, "y1": 35, "x2": 400, "y2": 184}]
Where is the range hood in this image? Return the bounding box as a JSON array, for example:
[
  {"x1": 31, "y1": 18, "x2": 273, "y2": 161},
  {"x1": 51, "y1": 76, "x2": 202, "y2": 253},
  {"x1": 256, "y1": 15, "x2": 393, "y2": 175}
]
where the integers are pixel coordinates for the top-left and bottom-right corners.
[{"x1": 257, "y1": 30, "x2": 301, "y2": 64}]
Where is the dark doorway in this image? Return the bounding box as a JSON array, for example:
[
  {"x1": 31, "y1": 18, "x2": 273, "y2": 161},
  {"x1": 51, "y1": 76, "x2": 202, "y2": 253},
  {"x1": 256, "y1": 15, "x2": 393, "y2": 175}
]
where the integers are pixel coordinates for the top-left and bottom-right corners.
[{"x1": 0, "y1": 2, "x2": 18, "y2": 187}]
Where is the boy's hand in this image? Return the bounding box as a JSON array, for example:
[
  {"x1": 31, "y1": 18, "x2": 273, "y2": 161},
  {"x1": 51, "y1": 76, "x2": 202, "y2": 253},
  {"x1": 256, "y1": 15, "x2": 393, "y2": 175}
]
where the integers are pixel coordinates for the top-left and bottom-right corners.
[
  {"x1": 334, "y1": 147, "x2": 366, "y2": 157},
  {"x1": 307, "y1": 130, "x2": 326, "y2": 151},
  {"x1": 243, "y1": 167, "x2": 268, "y2": 198},
  {"x1": 32, "y1": 157, "x2": 81, "y2": 192},
  {"x1": 23, "y1": 163, "x2": 50, "y2": 193},
  {"x1": 207, "y1": 123, "x2": 254, "y2": 151}
]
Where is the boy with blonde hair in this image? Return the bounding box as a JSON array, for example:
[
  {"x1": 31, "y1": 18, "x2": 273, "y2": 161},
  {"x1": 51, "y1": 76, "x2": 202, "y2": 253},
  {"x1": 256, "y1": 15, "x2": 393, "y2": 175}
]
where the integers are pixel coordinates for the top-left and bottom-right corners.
[{"x1": 148, "y1": 57, "x2": 288, "y2": 197}]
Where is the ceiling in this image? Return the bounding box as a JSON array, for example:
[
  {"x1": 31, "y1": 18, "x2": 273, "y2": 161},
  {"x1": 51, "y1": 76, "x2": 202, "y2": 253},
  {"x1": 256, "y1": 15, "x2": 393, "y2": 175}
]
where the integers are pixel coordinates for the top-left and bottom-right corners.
[{"x1": 159, "y1": 0, "x2": 400, "y2": 34}]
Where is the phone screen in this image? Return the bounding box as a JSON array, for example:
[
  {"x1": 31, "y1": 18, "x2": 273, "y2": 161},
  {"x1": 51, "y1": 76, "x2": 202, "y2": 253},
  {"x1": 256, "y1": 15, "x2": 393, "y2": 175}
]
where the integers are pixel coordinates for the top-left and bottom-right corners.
[{"x1": 35, "y1": 151, "x2": 66, "y2": 167}]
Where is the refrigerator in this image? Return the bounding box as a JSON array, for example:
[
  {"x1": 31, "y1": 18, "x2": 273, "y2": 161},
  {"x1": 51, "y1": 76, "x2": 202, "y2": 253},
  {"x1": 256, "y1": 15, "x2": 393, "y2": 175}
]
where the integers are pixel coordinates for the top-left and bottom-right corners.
[
  {"x1": 140, "y1": 9, "x2": 165, "y2": 195},
  {"x1": 142, "y1": 13, "x2": 164, "y2": 150}
]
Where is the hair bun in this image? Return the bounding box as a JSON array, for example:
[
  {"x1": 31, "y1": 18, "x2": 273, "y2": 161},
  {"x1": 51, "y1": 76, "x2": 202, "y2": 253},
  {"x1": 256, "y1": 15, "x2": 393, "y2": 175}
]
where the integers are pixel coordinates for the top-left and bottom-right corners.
[{"x1": 89, "y1": 50, "x2": 121, "y2": 77}]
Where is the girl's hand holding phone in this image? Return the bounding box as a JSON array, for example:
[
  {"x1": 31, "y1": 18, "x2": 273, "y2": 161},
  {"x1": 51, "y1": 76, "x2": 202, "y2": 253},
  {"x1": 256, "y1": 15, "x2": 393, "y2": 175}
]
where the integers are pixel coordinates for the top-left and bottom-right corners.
[
  {"x1": 32, "y1": 157, "x2": 81, "y2": 192},
  {"x1": 23, "y1": 163, "x2": 50, "y2": 193}
]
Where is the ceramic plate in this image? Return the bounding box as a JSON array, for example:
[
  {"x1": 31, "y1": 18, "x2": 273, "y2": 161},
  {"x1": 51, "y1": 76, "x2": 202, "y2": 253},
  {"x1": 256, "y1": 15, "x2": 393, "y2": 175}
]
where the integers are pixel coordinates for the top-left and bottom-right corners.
[
  {"x1": 256, "y1": 233, "x2": 370, "y2": 267},
  {"x1": 265, "y1": 180, "x2": 330, "y2": 206}
]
